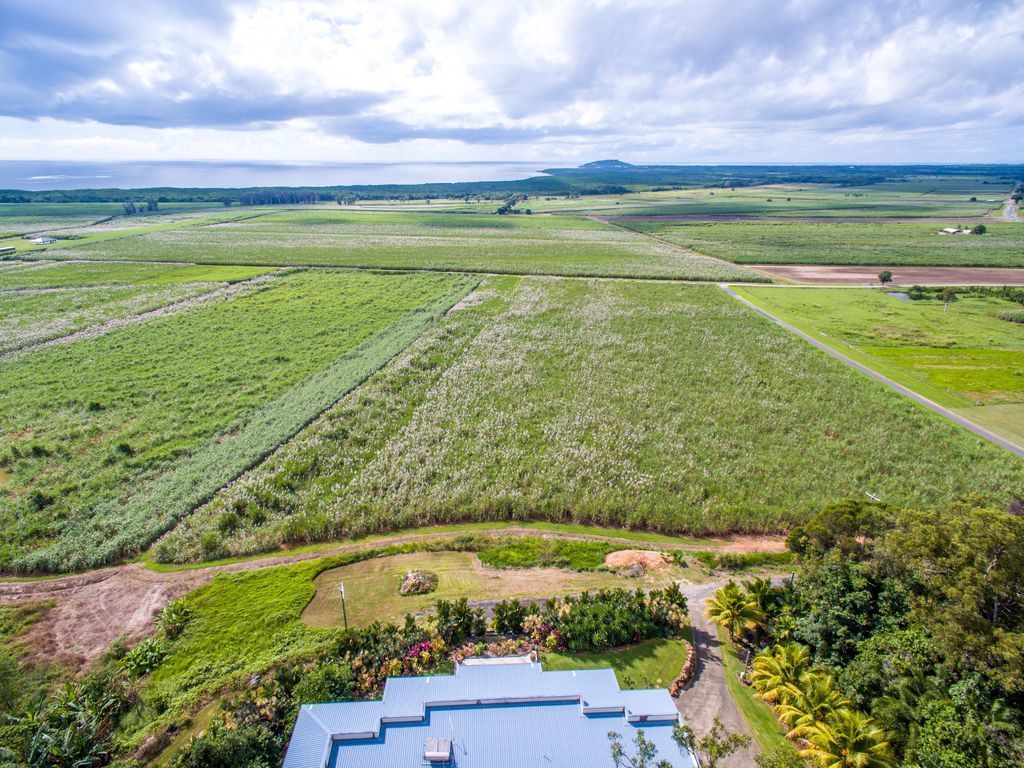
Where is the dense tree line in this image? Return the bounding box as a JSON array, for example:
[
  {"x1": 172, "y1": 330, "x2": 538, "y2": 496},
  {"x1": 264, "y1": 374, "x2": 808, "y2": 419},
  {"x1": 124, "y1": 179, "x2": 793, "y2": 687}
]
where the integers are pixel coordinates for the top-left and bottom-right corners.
[
  {"x1": 4, "y1": 165, "x2": 1020, "y2": 205},
  {"x1": 707, "y1": 498, "x2": 1024, "y2": 767}
]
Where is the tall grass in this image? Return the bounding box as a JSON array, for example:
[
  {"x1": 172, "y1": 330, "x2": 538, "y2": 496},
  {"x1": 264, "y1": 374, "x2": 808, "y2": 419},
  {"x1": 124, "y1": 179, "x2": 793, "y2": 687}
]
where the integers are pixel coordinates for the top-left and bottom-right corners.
[
  {"x1": 158, "y1": 278, "x2": 1024, "y2": 563},
  {"x1": 0, "y1": 270, "x2": 475, "y2": 572}
]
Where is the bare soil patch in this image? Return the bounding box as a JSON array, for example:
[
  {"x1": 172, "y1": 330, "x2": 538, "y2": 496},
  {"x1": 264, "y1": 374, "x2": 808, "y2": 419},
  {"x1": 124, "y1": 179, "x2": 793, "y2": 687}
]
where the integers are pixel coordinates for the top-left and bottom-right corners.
[
  {"x1": 604, "y1": 550, "x2": 672, "y2": 569},
  {"x1": 751, "y1": 265, "x2": 1024, "y2": 286},
  {"x1": 0, "y1": 526, "x2": 785, "y2": 671}
]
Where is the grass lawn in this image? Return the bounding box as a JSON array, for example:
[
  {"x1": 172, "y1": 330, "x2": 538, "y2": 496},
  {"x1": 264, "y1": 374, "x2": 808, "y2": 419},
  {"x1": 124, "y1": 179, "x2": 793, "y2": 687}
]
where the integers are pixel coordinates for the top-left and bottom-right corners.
[
  {"x1": 955, "y1": 403, "x2": 1024, "y2": 449},
  {"x1": 48, "y1": 209, "x2": 760, "y2": 281},
  {"x1": 0, "y1": 269, "x2": 475, "y2": 572},
  {"x1": 625, "y1": 220, "x2": 1024, "y2": 267},
  {"x1": 127, "y1": 541, "x2": 683, "y2": 746},
  {"x1": 160, "y1": 277, "x2": 1024, "y2": 564},
  {"x1": 300, "y1": 549, "x2": 689, "y2": 629},
  {"x1": 141, "y1": 520, "x2": 730, "y2": 573},
  {"x1": 736, "y1": 287, "x2": 1024, "y2": 414},
  {"x1": 542, "y1": 636, "x2": 692, "y2": 690},
  {"x1": 718, "y1": 627, "x2": 789, "y2": 752}
]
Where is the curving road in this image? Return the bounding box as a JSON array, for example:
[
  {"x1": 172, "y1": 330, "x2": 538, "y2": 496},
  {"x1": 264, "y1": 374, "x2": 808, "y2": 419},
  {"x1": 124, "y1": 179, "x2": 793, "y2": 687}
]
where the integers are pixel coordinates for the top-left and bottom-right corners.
[{"x1": 1005, "y1": 199, "x2": 1022, "y2": 222}]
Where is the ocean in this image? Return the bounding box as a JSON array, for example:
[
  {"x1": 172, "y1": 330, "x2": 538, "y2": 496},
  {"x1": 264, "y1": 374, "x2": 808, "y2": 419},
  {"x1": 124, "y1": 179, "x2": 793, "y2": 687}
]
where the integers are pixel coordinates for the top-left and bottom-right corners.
[{"x1": 0, "y1": 161, "x2": 554, "y2": 191}]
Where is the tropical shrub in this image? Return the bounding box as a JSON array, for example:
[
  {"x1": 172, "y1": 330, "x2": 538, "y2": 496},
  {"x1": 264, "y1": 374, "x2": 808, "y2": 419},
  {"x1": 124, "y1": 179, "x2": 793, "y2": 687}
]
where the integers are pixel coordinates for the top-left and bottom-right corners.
[
  {"x1": 432, "y1": 598, "x2": 486, "y2": 646},
  {"x1": 706, "y1": 581, "x2": 765, "y2": 643},
  {"x1": 157, "y1": 599, "x2": 192, "y2": 640},
  {"x1": 122, "y1": 638, "x2": 166, "y2": 678},
  {"x1": 492, "y1": 598, "x2": 533, "y2": 634}
]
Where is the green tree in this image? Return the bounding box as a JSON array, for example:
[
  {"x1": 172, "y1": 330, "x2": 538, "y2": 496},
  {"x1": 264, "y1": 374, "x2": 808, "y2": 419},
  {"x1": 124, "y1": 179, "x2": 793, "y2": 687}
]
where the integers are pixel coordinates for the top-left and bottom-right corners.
[
  {"x1": 608, "y1": 729, "x2": 672, "y2": 768},
  {"x1": 799, "y1": 709, "x2": 894, "y2": 768},
  {"x1": 706, "y1": 582, "x2": 765, "y2": 643},
  {"x1": 673, "y1": 718, "x2": 751, "y2": 768},
  {"x1": 878, "y1": 271, "x2": 893, "y2": 285},
  {"x1": 875, "y1": 504, "x2": 1024, "y2": 694},
  {"x1": 749, "y1": 643, "x2": 812, "y2": 704},
  {"x1": 776, "y1": 672, "x2": 852, "y2": 739}
]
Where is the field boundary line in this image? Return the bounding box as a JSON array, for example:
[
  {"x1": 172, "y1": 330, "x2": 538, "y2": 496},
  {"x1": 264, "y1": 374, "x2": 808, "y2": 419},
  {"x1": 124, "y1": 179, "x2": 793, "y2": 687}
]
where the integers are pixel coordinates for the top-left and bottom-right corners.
[
  {"x1": 592, "y1": 214, "x2": 771, "y2": 283},
  {"x1": 2, "y1": 254, "x2": 776, "y2": 285},
  {"x1": 721, "y1": 283, "x2": 1024, "y2": 458},
  {"x1": 0, "y1": 273, "x2": 279, "y2": 362}
]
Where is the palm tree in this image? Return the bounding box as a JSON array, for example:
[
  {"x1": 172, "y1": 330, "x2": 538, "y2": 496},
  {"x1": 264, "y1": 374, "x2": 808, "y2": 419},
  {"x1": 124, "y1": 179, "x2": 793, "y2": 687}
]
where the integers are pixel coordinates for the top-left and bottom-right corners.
[
  {"x1": 775, "y1": 672, "x2": 852, "y2": 739},
  {"x1": 749, "y1": 643, "x2": 811, "y2": 704},
  {"x1": 743, "y1": 576, "x2": 777, "y2": 616},
  {"x1": 799, "y1": 709, "x2": 895, "y2": 768},
  {"x1": 706, "y1": 582, "x2": 765, "y2": 643}
]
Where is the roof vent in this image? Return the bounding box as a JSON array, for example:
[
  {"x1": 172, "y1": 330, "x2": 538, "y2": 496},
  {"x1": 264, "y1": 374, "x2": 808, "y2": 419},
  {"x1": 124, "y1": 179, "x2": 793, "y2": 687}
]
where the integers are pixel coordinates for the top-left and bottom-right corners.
[{"x1": 425, "y1": 738, "x2": 452, "y2": 762}]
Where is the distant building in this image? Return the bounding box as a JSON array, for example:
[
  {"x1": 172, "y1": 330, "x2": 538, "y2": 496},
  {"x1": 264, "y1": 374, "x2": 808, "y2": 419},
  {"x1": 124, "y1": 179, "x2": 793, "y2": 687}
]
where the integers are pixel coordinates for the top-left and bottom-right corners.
[
  {"x1": 30, "y1": 236, "x2": 57, "y2": 245},
  {"x1": 939, "y1": 227, "x2": 969, "y2": 235},
  {"x1": 283, "y1": 656, "x2": 699, "y2": 768}
]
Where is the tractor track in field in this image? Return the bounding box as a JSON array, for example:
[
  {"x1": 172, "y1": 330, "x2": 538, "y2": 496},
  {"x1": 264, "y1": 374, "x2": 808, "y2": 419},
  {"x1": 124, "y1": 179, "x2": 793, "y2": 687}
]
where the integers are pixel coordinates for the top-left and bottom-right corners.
[{"x1": 0, "y1": 526, "x2": 784, "y2": 671}]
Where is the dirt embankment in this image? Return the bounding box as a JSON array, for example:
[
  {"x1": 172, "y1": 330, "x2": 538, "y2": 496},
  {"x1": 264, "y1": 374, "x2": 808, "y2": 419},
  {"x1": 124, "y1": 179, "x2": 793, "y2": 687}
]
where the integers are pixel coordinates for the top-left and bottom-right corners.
[{"x1": 0, "y1": 526, "x2": 785, "y2": 671}]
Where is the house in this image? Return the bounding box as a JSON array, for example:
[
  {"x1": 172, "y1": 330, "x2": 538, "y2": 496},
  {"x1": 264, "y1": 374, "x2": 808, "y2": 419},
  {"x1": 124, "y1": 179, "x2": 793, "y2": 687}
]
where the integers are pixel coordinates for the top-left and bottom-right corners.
[
  {"x1": 283, "y1": 655, "x2": 699, "y2": 768},
  {"x1": 30, "y1": 236, "x2": 57, "y2": 245},
  {"x1": 938, "y1": 227, "x2": 969, "y2": 235}
]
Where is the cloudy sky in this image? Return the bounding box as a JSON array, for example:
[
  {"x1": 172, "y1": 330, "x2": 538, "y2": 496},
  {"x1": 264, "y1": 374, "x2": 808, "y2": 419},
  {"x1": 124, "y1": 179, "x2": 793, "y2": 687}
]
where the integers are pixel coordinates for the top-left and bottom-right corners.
[{"x1": 1, "y1": 0, "x2": 1022, "y2": 163}]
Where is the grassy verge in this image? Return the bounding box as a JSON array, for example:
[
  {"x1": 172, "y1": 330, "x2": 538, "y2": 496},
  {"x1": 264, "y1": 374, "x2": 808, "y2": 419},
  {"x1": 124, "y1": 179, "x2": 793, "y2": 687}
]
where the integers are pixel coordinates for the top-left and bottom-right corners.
[
  {"x1": 718, "y1": 627, "x2": 789, "y2": 752},
  {"x1": 734, "y1": 287, "x2": 1024, "y2": 444}
]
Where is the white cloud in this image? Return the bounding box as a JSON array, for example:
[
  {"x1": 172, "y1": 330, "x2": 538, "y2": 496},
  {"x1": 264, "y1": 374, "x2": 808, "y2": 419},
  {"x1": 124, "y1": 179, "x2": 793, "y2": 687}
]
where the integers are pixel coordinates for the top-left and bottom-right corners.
[{"x1": 0, "y1": 0, "x2": 1021, "y2": 162}]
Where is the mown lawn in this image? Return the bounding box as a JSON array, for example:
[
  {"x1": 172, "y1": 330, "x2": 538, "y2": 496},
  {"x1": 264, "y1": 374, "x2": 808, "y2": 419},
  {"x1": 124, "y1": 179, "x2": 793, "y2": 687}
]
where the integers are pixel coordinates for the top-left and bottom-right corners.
[
  {"x1": 159, "y1": 277, "x2": 1024, "y2": 564},
  {"x1": 737, "y1": 287, "x2": 1024, "y2": 409},
  {"x1": 115, "y1": 537, "x2": 690, "y2": 749},
  {"x1": 0, "y1": 269, "x2": 475, "y2": 572},
  {"x1": 300, "y1": 548, "x2": 683, "y2": 629},
  {"x1": 542, "y1": 636, "x2": 692, "y2": 690}
]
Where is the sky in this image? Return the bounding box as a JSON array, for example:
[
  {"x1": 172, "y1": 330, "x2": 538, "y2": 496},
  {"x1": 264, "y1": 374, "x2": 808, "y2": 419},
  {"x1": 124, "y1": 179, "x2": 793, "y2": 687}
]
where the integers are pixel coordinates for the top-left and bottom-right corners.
[{"x1": 0, "y1": 0, "x2": 1022, "y2": 164}]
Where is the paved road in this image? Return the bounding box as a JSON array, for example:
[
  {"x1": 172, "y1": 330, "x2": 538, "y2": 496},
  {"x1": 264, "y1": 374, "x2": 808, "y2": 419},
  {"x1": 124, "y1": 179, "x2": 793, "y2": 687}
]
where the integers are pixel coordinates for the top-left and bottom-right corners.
[
  {"x1": 675, "y1": 581, "x2": 760, "y2": 767},
  {"x1": 721, "y1": 285, "x2": 1024, "y2": 459},
  {"x1": 1005, "y1": 199, "x2": 1022, "y2": 222}
]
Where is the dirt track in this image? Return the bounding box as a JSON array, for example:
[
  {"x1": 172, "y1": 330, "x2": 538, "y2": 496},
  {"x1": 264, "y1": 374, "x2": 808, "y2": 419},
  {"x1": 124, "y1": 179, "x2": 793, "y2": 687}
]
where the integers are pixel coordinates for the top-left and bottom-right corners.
[
  {"x1": 751, "y1": 264, "x2": 1024, "y2": 286},
  {"x1": 0, "y1": 528, "x2": 785, "y2": 671}
]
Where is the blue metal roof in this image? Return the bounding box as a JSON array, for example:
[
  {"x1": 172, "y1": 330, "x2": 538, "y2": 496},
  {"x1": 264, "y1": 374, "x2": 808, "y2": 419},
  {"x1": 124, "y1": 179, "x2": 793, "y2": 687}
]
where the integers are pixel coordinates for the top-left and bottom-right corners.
[{"x1": 283, "y1": 658, "x2": 699, "y2": 768}]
